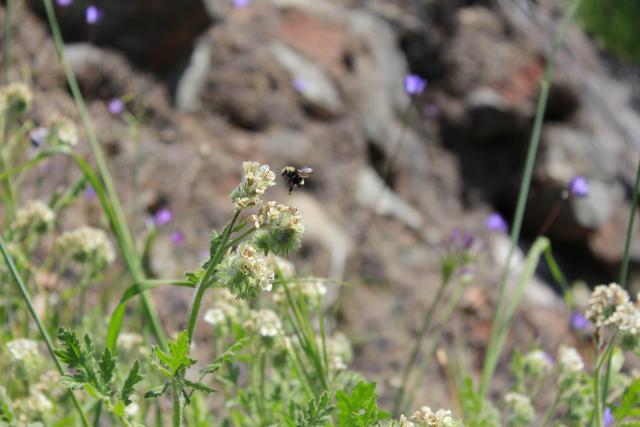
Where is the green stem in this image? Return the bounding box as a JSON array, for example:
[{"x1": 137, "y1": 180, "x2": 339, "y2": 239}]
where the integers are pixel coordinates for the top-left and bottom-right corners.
[
  {"x1": 619, "y1": 155, "x2": 640, "y2": 287},
  {"x1": 185, "y1": 211, "x2": 240, "y2": 343},
  {"x1": 0, "y1": 236, "x2": 90, "y2": 427},
  {"x1": 478, "y1": 0, "x2": 582, "y2": 400},
  {"x1": 393, "y1": 275, "x2": 451, "y2": 415},
  {"x1": 172, "y1": 382, "x2": 183, "y2": 427},
  {"x1": 540, "y1": 387, "x2": 563, "y2": 427}
]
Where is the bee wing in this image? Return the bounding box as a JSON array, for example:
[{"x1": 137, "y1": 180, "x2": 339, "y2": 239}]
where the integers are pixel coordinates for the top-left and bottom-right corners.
[{"x1": 297, "y1": 167, "x2": 314, "y2": 178}]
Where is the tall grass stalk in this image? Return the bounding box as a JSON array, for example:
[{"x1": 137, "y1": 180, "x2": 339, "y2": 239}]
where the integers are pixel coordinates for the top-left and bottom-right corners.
[
  {"x1": 619, "y1": 157, "x2": 640, "y2": 287},
  {"x1": 39, "y1": 0, "x2": 167, "y2": 349},
  {"x1": 478, "y1": 0, "x2": 583, "y2": 400},
  {"x1": 0, "y1": 236, "x2": 90, "y2": 427}
]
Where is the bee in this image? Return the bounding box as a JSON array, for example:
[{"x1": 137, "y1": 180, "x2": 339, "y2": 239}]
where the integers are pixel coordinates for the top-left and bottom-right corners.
[{"x1": 280, "y1": 166, "x2": 313, "y2": 195}]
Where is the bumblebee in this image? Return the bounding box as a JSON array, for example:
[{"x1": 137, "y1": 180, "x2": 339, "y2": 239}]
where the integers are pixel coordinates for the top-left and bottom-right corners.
[{"x1": 280, "y1": 166, "x2": 313, "y2": 194}]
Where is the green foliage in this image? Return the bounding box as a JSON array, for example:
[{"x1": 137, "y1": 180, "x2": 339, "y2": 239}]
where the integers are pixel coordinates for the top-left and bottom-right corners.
[
  {"x1": 55, "y1": 327, "x2": 142, "y2": 425},
  {"x1": 335, "y1": 381, "x2": 389, "y2": 427},
  {"x1": 297, "y1": 392, "x2": 334, "y2": 427},
  {"x1": 578, "y1": 0, "x2": 640, "y2": 63},
  {"x1": 145, "y1": 331, "x2": 214, "y2": 404},
  {"x1": 613, "y1": 379, "x2": 640, "y2": 422}
]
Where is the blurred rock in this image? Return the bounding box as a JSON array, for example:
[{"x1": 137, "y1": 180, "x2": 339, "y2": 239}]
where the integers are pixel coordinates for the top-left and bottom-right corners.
[{"x1": 271, "y1": 42, "x2": 343, "y2": 119}]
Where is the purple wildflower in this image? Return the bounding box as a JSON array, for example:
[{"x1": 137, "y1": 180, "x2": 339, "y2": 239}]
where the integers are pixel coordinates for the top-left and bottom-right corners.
[
  {"x1": 404, "y1": 74, "x2": 427, "y2": 96},
  {"x1": 29, "y1": 127, "x2": 48, "y2": 147},
  {"x1": 56, "y1": 0, "x2": 73, "y2": 6},
  {"x1": 485, "y1": 212, "x2": 508, "y2": 233},
  {"x1": 84, "y1": 186, "x2": 96, "y2": 200},
  {"x1": 542, "y1": 352, "x2": 555, "y2": 366},
  {"x1": 603, "y1": 407, "x2": 614, "y2": 427},
  {"x1": 108, "y1": 98, "x2": 124, "y2": 115},
  {"x1": 461, "y1": 231, "x2": 475, "y2": 249},
  {"x1": 568, "y1": 175, "x2": 589, "y2": 198},
  {"x1": 170, "y1": 231, "x2": 186, "y2": 246},
  {"x1": 233, "y1": 0, "x2": 251, "y2": 8},
  {"x1": 570, "y1": 310, "x2": 590, "y2": 331},
  {"x1": 85, "y1": 5, "x2": 103, "y2": 25},
  {"x1": 292, "y1": 77, "x2": 307, "y2": 93},
  {"x1": 153, "y1": 208, "x2": 173, "y2": 226}
]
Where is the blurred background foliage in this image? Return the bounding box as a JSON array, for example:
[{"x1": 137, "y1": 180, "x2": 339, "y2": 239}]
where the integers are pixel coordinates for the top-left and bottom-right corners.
[{"x1": 578, "y1": 0, "x2": 640, "y2": 64}]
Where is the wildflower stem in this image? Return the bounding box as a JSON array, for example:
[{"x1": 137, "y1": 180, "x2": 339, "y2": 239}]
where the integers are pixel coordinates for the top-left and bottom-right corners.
[
  {"x1": 478, "y1": 0, "x2": 582, "y2": 400},
  {"x1": 185, "y1": 210, "x2": 240, "y2": 343},
  {"x1": 172, "y1": 382, "x2": 183, "y2": 427},
  {"x1": 0, "y1": 235, "x2": 91, "y2": 427},
  {"x1": 619, "y1": 155, "x2": 640, "y2": 288},
  {"x1": 393, "y1": 274, "x2": 451, "y2": 415}
]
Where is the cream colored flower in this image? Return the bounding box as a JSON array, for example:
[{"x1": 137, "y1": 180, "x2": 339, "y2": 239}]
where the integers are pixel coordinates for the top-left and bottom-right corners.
[
  {"x1": 586, "y1": 283, "x2": 630, "y2": 328},
  {"x1": 7, "y1": 338, "x2": 39, "y2": 361},
  {"x1": 245, "y1": 309, "x2": 282, "y2": 337},
  {"x1": 558, "y1": 346, "x2": 584, "y2": 372},
  {"x1": 12, "y1": 200, "x2": 55, "y2": 234},
  {"x1": 58, "y1": 226, "x2": 115, "y2": 266}
]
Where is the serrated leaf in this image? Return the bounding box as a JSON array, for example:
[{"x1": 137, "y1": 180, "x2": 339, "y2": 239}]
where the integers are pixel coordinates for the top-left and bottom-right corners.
[
  {"x1": 614, "y1": 379, "x2": 640, "y2": 421},
  {"x1": 144, "y1": 382, "x2": 170, "y2": 399},
  {"x1": 201, "y1": 337, "x2": 249, "y2": 375},
  {"x1": 185, "y1": 268, "x2": 206, "y2": 285},
  {"x1": 183, "y1": 379, "x2": 216, "y2": 394},
  {"x1": 167, "y1": 331, "x2": 195, "y2": 374},
  {"x1": 298, "y1": 392, "x2": 333, "y2": 427},
  {"x1": 99, "y1": 347, "x2": 116, "y2": 390},
  {"x1": 121, "y1": 361, "x2": 143, "y2": 405},
  {"x1": 336, "y1": 381, "x2": 387, "y2": 427},
  {"x1": 55, "y1": 327, "x2": 84, "y2": 368}
]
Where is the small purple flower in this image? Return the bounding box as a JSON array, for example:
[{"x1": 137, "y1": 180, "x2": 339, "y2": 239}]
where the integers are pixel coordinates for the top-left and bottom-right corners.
[
  {"x1": 233, "y1": 0, "x2": 251, "y2": 8},
  {"x1": 461, "y1": 231, "x2": 475, "y2": 249},
  {"x1": 29, "y1": 127, "x2": 49, "y2": 147},
  {"x1": 292, "y1": 77, "x2": 307, "y2": 93},
  {"x1": 170, "y1": 231, "x2": 186, "y2": 246},
  {"x1": 570, "y1": 310, "x2": 591, "y2": 331},
  {"x1": 85, "y1": 5, "x2": 103, "y2": 25},
  {"x1": 56, "y1": 0, "x2": 73, "y2": 6},
  {"x1": 153, "y1": 208, "x2": 173, "y2": 226},
  {"x1": 485, "y1": 213, "x2": 508, "y2": 233},
  {"x1": 603, "y1": 407, "x2": 614, "y2": 427},
  {"x1": 404, "y1": 74, "x2": 427, "y2": 96},
  {"x1": 108, "y1": 98, "x2": 124, "y2": 115},
  {"x1": 568, "y1": 175, "x2": 589, "y2": 198},
  {"x1": 542, "y1": 352, "x2": 555, "y2": 366},
  {"x1": 84, "y1": 186, "x2": 96, "y2": 200}
]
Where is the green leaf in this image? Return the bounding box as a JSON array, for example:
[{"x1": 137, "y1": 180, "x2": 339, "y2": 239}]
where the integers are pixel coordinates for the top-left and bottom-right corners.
[
  {"x1": 144, "y1": 382, "x2": 170, "y2": 399},
  {"x1": 336, "y1": 381, "x2": 388, "y2": 427},
  {"x1": 183, "y1": 379, "x2": 216, "y2": 394},
  {"x1": 55, "y1": 327, "x2": 84, "y2": 368},
  {"x1": 121, "y1": 361, "x2": 143, "y2": 405},
  {"x1": 298, "y1": 392, "x2": 333, "y2": 427},
  {"x1": 201, "y1": 337, "x2": 249, "y2": 375},
  {"x1": 167, "y1": 331, "x2": 195, "y2": 374},
  {"x1": 99, "y1": 347, "x2": 116, "y2": 390},
  {"x1": 614, "y1": 379, "x2": 640, "y2": 421}
]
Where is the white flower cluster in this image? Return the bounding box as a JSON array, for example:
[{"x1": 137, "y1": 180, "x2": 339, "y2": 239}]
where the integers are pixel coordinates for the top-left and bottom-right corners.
[
  {"x1": 253, "y1": 202, "x2": 305, "y2": 256},
  {"x1": 586, "y1": 282, "x2": 640, "y2": 335},
  {"x1": 411, "y1": 406, "x2": 455, "y2": 426},
  {"x1": 239, "y1": 245, "x2": 275, "y2": 292},
  {"x1": 203, "y1": 289, "x2": 240, "y2": 326},
  {"x1": 232, "y1": 161, "x2": 276, "y2": 210},
  {"x1": 6, "y1": 338, "x2": 39, "y2": 362},
  {"x1": 117, "y1": 332, "x2": 144, "y2": 351},
  {"x1": 58, "y1": 226, "x2": 115, "y2": 266},
  {"x1": 327, "y1": 332, "x2": 352, "y2": 371},
  {"x1": 0, "y1": 82, "x2": 32, "y2": 115},
  {"x1": 504, "y1": 392, "x2": 535, "y2": 426},
  {"x1": 49, "y1": 115, "x2": 79, "y2": 147},
  {"x1": 522, "y1": 349, "x2": 553, "y2": 377},
  {"x1": 217, "y1": 243, "x2": 275, "y2": 300},
  {"x1": 558, "y1": 345, "x2": 584, "y2": 373},
  {"x1": 12, "y1": 200, "x2": 55, "y2": 234},
  {"x1": 244, "y1": 309, "x2": 282, "y2": 337},
  {"x1": 250, "y1": 202, "x2": 304, "y2": 233},
  {"x1": 273, "y1": 279, "x2": 327, "y2": 304}
]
